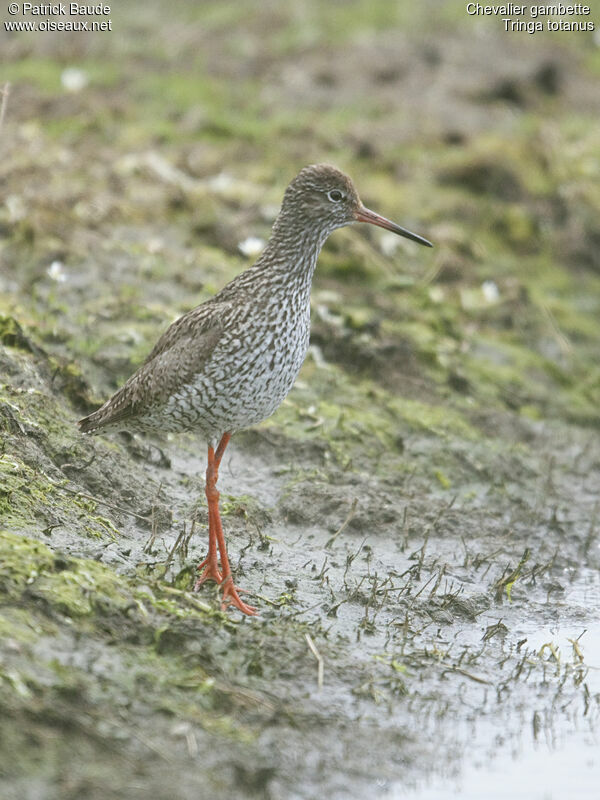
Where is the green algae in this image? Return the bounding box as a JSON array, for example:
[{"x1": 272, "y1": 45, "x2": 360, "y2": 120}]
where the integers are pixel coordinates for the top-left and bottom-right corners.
[
  {"x1": 266, "y1": 359, "x2": 482, "y2": 474},
  {"x1": 0, "y1": 607, "x2": 52, "y2": 644},
  {"x1": 0, "y1": 531, "x2": 233, "y2": 712},
  {"x1": 0, "y1": 532, "x2": 56, "y2": 600},
  {"x1": 0, "y1": 531, "x2": 131, "y2": 616},
  {"x1": 0, "y1": 59, "x2": 122, "y2": 94},
  {"x1": 0, "y1": 445, "x2": 92, "y2": 535},
  {"x1": 0, "y1": 315, "x2": 36, "y2": 352}
]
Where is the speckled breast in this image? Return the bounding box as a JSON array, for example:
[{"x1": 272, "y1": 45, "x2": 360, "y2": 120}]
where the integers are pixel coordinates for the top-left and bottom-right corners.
[{"x1": 161, "y1": 297, "x2": 311, "y2": 440}]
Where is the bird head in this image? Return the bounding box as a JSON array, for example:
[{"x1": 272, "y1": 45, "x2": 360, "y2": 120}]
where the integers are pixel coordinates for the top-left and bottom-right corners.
[{"x1": 283, "y1": 164, "x2": 432, "y2": 247}]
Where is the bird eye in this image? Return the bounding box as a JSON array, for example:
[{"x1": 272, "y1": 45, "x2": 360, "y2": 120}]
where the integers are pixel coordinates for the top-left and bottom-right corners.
[{"x1": 327, "y1": 190, "x2": 344, "y2": 202}]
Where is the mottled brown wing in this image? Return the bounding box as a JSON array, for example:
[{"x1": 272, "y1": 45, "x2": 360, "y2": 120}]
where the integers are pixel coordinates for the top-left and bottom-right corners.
[{"x1": 78, "y1": 301, "x2": 227, "y2": 433}]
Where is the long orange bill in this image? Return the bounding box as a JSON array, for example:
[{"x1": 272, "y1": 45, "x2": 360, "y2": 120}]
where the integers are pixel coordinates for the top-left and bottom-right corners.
[{"x1": 355, "y1": 206, "x2": 433, "y2": 247}]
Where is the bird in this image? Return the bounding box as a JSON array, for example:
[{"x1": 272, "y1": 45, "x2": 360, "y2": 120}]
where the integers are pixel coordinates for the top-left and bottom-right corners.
[{"x1": 78, "y1": 164, "x2": 432, "y2": 615}]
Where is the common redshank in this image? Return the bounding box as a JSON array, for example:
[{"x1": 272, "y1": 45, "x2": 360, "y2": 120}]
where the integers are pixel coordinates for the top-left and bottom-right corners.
[{"x1": 78, "y1": 164, "x2": 432, "y2": 615}]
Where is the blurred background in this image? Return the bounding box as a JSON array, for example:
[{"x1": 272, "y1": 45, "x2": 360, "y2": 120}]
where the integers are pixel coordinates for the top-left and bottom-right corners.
[{"x1": 1, "y1": 0, "x2": 598, "y2": 418}]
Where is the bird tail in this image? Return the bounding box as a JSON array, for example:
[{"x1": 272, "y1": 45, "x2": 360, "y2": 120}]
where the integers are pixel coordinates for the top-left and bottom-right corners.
[
  {"x1": 77, "y1": 393, "x2": 134, "y2": 434},
  {"x1": 77, "y1": 409, "x2": 105, "y2": 434}
]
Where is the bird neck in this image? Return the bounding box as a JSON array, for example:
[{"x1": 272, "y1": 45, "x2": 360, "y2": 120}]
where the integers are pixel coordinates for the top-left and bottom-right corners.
[{"x1": 258, "y1": 213, "x2": 330, "y2": 301}]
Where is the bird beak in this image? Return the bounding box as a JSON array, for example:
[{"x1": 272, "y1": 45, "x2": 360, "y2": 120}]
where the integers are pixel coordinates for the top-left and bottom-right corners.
[{"x1": 354, "y1": 205, "x2": 433, "y2": 247}]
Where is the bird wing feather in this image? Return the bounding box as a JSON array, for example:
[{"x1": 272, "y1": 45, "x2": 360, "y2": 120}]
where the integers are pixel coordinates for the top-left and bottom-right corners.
[{"x1": 78, "y1": 301, "x2": 229, "y2": 432}]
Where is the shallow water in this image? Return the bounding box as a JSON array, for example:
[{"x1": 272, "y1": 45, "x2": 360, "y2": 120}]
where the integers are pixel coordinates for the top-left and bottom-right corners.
[
  {"x1": 404, "y1": 569, "x2": 600, "y2": 800},
  {"x1": 405, "y1": 731, "x2": 599, "y2": 800}
]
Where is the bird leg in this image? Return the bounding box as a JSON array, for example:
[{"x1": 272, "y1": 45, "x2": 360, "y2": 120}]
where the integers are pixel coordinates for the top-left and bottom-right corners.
[
  {"x1": 194, "y1": 435, "x2": 229, "y2": 585},
  {"x1": 194, "y1": 496, "x2": 223, "y2": 585},
  {"x1": 194, "y1": 433, "x2": 257, "y2": 616}
]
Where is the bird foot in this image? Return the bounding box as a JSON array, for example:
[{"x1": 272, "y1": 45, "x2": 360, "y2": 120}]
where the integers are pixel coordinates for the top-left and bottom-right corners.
[
  {"x1": 194, "y1": 561, "x2": 257, "y2": 616},
  {"x1": 220, "y1": 575, "x2": 257, "y2": 616},
  {"x1": 193, "y1": 554, "x2": 222, "y2": 589}
]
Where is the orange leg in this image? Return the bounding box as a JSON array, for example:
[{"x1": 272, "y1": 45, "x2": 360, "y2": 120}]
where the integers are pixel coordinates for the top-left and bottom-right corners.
[
  {"x1": 194, "y1": 498, "x2": 223, "y2": 585},
  {"x1": 193, "y1": 433, "x2": 257, "y2": 616}
]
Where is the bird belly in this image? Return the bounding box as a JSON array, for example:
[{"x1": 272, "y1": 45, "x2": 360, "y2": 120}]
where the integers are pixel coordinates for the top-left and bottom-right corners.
[{"x1": 164, "y1": 319, "x2": 310, "y2": 437}]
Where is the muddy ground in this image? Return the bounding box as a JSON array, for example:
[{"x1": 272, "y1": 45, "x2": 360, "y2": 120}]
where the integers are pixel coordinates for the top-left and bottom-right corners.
[{"x1": 1, "y1": 2, "x2": 600, "y2": 798}]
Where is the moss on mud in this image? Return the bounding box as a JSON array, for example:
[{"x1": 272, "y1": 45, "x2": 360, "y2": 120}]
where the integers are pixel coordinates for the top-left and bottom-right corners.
[{"x1": 0, "y1": 530, "x2": 257, "y2": 791}]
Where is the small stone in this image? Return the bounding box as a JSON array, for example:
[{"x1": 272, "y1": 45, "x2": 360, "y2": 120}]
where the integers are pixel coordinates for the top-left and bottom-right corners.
[
  {"x1": 238, "y1": 236, "x2": 266, "y2": 257},
  {"x1": 5, "y1": 195, "x2": 26, "y2": 223},
  {"x1": 61, "y1": 67, "x2": 89, "y2": 93},
  {"x1": 482, "y1": 280, "x2": 500, "y2": 303},
  {"x1": 379, "y1": 231, "x2": 400, "y2": 256},
  {"x1": 47, "y1": 261, "x2": 67, "y2": 283},
  {"x1": 171, "y1": 721, "x2": 193, "y2": 737}
]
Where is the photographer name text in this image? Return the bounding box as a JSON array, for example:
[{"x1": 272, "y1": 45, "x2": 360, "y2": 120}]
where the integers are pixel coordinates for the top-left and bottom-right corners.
[{"x1": 10, "y1": 3, "x2": 109, "y2": 13}]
